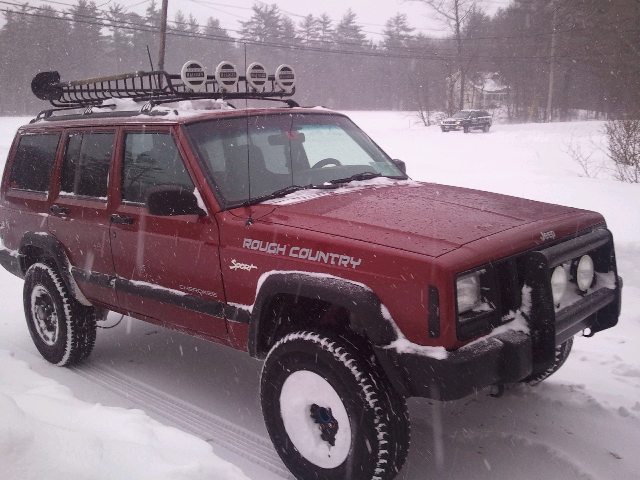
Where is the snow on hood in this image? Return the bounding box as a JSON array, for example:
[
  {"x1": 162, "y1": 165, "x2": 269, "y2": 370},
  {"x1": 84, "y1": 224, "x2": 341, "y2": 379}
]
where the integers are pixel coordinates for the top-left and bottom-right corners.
[{"x1": 262, "y1": 180, "x2": 582, "y2": 257}]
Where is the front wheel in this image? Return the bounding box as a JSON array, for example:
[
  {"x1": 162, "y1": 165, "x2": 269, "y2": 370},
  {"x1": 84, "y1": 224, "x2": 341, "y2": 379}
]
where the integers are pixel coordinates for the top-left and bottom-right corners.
[
  {"x1": 483, "y1": 124, "x2": 491, "y2": 133},
  {"x1": 23, "y1": 262, "x2": 97, "y2": 366},
  {"x1": 524, "y1": 337, "x2": 573, "y2": 384},
  {"x1": 261, "y1": 329, "x2": 410, "y2": 480}
]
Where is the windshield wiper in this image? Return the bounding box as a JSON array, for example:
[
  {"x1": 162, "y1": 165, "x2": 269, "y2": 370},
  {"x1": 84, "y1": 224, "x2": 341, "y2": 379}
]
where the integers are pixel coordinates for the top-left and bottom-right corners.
[
  {"x1": 329, "y1": 171, "x2": 381, "y2": 185},
  {"x1": 238, "y1": 184, "x2": 313, "y2": 207}
]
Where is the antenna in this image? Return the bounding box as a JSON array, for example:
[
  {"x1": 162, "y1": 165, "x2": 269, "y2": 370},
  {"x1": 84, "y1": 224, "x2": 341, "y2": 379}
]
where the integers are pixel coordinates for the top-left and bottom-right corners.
[
  {"x1": 244, "y1": 42, "x2": 254, "y2": 226},
  {"x1": 146, "y1": 45, "x2": 158, "y2": 90}
]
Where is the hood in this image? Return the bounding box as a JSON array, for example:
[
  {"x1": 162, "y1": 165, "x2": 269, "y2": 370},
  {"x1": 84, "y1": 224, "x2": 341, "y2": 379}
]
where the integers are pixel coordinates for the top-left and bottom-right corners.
[{"x1": 258, "y1": 181, "x2": 593, "y2": 257}]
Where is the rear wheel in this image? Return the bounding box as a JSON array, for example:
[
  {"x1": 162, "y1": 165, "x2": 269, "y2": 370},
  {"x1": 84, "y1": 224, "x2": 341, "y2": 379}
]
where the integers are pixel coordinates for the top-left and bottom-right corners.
[
  {"x1": 23, "y1": 262, "x2": 97, "y2": 366},
  {"x1": 261, "y1": 329, "x2": 410, "y2": 480},
  {"x1": 524, "y1": 337, "x2": 573, "y2": 384}
]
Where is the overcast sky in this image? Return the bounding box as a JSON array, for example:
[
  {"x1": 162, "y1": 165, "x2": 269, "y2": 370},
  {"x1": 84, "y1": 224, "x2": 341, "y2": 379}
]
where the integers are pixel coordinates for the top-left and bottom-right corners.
[{"x1": 6, "y1": 0, "x2": 511, "y2": 40}]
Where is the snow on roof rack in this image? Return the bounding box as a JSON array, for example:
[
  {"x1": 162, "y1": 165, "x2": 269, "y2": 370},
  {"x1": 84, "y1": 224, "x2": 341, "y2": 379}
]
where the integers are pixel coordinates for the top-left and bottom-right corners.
[{"x1": 31, "y1": 60, "x2": 298, "y2": 114}]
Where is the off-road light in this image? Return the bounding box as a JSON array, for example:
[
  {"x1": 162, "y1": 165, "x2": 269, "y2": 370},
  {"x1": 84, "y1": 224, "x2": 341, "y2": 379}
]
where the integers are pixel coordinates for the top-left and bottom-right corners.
[
  {"x1": 181, "y1": 60, "x2": 207, "y2": 92},
  {"x1": 576, "y1": 255, "x2": 595, "y2": 292},
  {"x1": 551, "y1": 265, "x2": 568, "y2": 304},
  {"x1": 246, "y1": 62, "x2": 267, "y2": 91},
  {"x1": 275, "y1": 64, "x2": 296, "y2": 93},
  {"x1": 457, "y1": 272, "x2": 481, "y2": 314},
  {"x1": 215, "y1": 61, "x2": 239, "y2": 92}
]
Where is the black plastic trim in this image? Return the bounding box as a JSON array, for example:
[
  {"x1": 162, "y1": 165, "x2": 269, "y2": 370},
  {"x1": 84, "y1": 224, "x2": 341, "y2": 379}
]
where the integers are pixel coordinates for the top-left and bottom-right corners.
[
  {"x1": 248, "y1": 272, "x2": 398, "y2": 359},
  {"x1": 71, "y1": 267, "x2": 226, "y2": 318},
  {"x1": 114, "y1": 277, "x2": 225, "y2": 317},
  {"x1": 428, "y1": 286, "x2": 440, "y2": 338},
  {"x1": 374, "y1": 330, "x2": 532, "y2": 401},
  {"x1": 0, "y1": 248, "x2": 23, "y2": 278},
  {"x1": 19, "y1": 232, "x2": 77, "y2": 298}
]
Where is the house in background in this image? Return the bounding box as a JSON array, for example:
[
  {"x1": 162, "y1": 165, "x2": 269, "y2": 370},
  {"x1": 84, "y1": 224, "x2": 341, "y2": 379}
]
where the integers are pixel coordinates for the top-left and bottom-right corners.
[{"x1": 446, "y1": 72, "x2": 509, "y2": 111}]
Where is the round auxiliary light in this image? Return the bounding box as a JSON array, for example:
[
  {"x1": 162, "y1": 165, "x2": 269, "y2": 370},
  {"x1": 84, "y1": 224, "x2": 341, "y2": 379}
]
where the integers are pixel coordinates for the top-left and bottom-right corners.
[
  {"x1": 214, "y1": 61, "x2": 239, "y2": 93},
  {"x1": 550, "y1": 265, "x2": 568, "y2": 305},
  {"x1": 181, "y1": 60, "x2": 207, "y2": 92},
  {"x1": 275, "y1": 64, "x2": 296, "y2": 93},
  {"x1": 576, "y1": 255, "x2": 595, "y2": 292},
  {"x1": 246, "y1": 62, "x2": 267, "y2": 91}
]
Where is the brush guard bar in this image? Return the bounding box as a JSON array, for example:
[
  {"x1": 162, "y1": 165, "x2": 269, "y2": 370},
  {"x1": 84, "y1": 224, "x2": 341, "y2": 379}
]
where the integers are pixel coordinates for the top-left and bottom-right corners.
[{"x1": 31, "y1": 70, "x2": 298, "y2": 109}]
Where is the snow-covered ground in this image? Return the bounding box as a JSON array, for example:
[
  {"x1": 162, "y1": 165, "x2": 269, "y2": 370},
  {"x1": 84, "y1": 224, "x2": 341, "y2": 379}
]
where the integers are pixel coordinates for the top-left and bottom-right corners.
[{"x1": 1, "y1": 112, "x2": 639, "y2": 480}]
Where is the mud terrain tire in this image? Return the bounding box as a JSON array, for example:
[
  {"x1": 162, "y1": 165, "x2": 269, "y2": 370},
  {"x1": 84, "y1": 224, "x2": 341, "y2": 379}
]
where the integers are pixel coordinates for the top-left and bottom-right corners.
[
  {"x1": 23, "y1": 262, "x2": 97, "y2": 366},
  {"x1": 261, "y1": 329, "x2": 410, "y2": 480},
  {"x1": 525, "y1": 337, "x2": 573, "y2": 384}
]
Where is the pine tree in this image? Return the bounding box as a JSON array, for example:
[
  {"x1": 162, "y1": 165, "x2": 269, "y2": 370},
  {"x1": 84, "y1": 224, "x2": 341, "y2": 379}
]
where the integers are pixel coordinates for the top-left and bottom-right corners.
[{"x1": 335, "y1": 9, "x2": 367, "y2": 49}]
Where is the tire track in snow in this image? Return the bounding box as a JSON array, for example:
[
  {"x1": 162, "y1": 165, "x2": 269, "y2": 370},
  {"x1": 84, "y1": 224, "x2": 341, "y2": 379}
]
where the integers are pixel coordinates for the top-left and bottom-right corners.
[{"x1": 69, "y1": 362, "x2": 294, "y2": 479}]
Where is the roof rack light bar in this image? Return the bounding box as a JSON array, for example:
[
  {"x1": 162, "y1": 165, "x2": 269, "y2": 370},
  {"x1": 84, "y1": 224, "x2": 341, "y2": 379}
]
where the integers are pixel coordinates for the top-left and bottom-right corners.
[{"x1": 31, "y1": 61, "x2": 297, "y2": 109}]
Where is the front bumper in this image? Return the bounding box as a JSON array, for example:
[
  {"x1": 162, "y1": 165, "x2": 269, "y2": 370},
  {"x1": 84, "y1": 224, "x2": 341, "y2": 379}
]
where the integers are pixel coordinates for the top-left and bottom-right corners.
[
  {"x1": 374, "y1": 228, "x2": 622, "y2": 402},
  {"x1": 374, "y1": 330, "x2": 532, "y2": 401}
]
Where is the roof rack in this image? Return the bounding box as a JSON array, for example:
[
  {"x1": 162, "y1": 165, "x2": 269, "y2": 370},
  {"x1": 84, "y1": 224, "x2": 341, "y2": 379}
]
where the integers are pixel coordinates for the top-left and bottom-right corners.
[{"x1": 31, "y1": 60, "x2": 299, "y2": 117}]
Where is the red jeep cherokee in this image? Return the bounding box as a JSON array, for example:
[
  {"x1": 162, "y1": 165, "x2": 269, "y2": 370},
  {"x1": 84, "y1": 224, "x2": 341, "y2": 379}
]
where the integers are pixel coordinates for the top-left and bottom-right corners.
[{"x1": 0, "y1": 64, "x2": 622, "y2": 480}]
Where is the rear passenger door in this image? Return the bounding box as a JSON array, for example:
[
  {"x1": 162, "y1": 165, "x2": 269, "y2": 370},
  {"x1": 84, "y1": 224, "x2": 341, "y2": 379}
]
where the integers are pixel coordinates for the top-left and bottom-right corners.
[
  {"x1": 48, "y1": 129, "x2": 119, "y2": 308},
  {"x1": 109, "y1": 128, "x2": 227, "y2": 339}
]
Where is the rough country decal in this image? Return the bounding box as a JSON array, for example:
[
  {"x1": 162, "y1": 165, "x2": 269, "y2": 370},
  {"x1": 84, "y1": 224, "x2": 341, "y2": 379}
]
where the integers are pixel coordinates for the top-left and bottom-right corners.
[
  {"x1": 230, "y1": 259, "x2": 258, "y2": 271},
  {"x1": 540, "y1": 231, "x2": 556, "y2": 242},
  {"x1": 242, "y1": 238, "x2": 362, "y2": 269}
]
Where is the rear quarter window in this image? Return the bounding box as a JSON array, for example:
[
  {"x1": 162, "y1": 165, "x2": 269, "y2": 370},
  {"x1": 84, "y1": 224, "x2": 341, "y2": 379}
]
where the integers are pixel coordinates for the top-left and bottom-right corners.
[{"x1": 9, "y1": 133, "x2": 61, "y2": 193}]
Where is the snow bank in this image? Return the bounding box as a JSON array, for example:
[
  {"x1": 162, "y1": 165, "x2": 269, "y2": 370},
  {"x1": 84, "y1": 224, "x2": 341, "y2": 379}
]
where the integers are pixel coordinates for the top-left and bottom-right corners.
[{"x1": 0, "y1": 349, "x2": 249, "y2": 480}]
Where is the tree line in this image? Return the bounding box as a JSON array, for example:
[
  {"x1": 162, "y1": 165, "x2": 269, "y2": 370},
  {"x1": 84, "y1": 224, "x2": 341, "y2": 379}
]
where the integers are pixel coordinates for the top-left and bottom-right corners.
[{"x1": 0, "y1": 0, "x2": 638, "y2": 121}]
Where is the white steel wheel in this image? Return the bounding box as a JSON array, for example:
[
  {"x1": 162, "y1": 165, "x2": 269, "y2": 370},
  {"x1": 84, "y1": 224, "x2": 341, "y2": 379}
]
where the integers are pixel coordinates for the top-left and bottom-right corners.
[
  {"x1": 280, "y1": 370, "x2": 351, "y2": 468},
  {"x1": 261, "y1": 329, "x2": 410, "y2": 480}
]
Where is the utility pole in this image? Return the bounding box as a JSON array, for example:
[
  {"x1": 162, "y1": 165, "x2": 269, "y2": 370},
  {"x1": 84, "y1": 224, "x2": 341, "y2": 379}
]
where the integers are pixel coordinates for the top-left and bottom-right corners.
[
  {"x1": 546, "y1": 6, "x2": 557, "y2": 123},
  {"x1": 157, "y1": 0, "x2": 169, "y2": 72}
]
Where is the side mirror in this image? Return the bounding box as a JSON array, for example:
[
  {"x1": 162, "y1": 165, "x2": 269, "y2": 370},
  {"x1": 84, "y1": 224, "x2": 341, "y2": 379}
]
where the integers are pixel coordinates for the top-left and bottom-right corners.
[
  {"x1": 146, "y1": 185, "x2": 206, "y2": 216},
  {"x1": 392, "y1": 159, "x2": 407, "y2": 175}
]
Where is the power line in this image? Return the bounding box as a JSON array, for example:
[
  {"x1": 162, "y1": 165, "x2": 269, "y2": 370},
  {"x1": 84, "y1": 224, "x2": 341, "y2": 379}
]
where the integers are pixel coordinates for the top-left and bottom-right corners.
[{"x1": 1, "y1": 1, "x2": 638, "y2": 63}]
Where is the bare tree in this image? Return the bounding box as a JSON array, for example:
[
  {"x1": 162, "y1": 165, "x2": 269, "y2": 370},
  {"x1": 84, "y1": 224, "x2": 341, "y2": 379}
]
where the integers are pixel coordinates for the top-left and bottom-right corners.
[
  {"x1": 409, "y1": 0, "x2": 482, "y2": 111},
  {"x1": 605, "y1": 120, "x2": 640, "y2": 183}
]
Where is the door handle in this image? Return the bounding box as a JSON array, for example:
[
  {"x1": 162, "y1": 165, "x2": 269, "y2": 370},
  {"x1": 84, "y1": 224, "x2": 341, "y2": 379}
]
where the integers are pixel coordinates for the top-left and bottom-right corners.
[
  {"x1": 50, "y1": 204, "x2": 69, "y2": 215},
  {"x1": 109, "y1": 214, "x2": 134, "y2": 225}
]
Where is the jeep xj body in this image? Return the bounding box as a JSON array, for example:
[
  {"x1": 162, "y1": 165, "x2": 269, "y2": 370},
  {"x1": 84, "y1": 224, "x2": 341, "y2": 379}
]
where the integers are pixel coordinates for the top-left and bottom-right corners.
[{"x1": 0, "y1": 66, "x2": 622, "y2": 480}]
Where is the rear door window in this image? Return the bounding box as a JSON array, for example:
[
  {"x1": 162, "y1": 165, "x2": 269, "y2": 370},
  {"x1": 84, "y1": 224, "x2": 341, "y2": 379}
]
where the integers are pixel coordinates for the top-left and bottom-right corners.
[
  {"x1": 9, "y1": 133, "x2": 61, "y2": 193},
  {"x1": 60, "y1": 132, "x2": 115, "y2": 200}
]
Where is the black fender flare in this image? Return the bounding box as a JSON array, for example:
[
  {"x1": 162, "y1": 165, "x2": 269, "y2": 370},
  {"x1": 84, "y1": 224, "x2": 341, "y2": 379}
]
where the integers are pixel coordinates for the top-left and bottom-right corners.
[
  {"x1": 247, "y1": 272, "x2": 398, "y2": 359},
  {"x1": 19, "y1": 232, "x2": 90, "y2": 306}
]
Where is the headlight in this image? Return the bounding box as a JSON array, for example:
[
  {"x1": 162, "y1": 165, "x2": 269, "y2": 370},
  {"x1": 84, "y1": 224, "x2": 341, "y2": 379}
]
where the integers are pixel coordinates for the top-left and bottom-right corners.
[
  {"x1": 575, "y1": 255, "x2": 595, "y2": 292},
  {"x1": 456, "y1": 272, "x2": 481, "y2": 314},
  {"x1": 550, "y1": 265, "x2": 568, "y2": 304}
]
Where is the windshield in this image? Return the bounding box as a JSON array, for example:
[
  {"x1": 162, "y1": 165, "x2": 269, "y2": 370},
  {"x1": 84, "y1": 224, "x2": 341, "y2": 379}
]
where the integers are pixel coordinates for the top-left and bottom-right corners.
[
  {"x1": 184, "y1": 113, "x2": 405, "y2": 207},
  {"x1": 452, "y1": 110, "x2": 472, "y2": 119}
]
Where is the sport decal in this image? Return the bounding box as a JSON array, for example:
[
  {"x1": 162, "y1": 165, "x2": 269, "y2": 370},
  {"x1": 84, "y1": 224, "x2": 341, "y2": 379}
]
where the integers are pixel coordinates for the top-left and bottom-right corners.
[{"x1": 230, "y1": 259, "x2": 258, "y2": 271}]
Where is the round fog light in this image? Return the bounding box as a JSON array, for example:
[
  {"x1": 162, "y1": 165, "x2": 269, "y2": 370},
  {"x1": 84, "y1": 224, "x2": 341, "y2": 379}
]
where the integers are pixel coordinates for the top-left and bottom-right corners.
[
  {"x1": 551, "y1": 265, "x2": 568, "y2": 305},
  {"x1": 576, "y1": 255, "x2": 595, "y2": 292}
]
